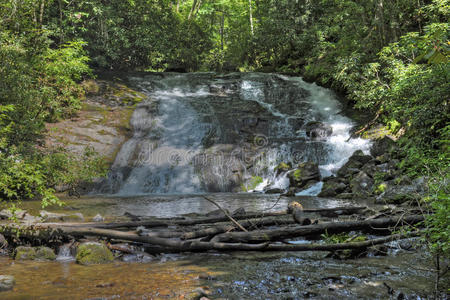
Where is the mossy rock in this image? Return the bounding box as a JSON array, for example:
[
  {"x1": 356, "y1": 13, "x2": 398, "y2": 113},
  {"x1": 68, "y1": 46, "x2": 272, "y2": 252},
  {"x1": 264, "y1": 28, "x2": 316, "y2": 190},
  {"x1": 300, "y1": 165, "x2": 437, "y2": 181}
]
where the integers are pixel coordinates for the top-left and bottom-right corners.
[
  {"x1": 76, "y1": 242, "x2": 114, "y2": 265},
  {"x1": 15, "y1": 246, "x2": 36, "y2": 260},
  {"x1": 14, "y1": 246, "x2": 56, "y2": 261},
  {"x1": 35, "y1": 247, "x2": 56, "y2": 261}
]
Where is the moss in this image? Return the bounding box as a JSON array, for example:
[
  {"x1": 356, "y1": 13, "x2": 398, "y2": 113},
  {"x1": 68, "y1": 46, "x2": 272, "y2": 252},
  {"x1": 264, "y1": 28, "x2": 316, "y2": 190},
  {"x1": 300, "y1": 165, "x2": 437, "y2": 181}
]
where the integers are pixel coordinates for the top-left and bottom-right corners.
[
  {"x1": 241, "y1": 176, "x2": 263, "y2": 192},
  {"x1": 35, "y1": 246, "x2": 56, "y2": 261},
  {"x1": 293, "y1": 169, "x2": 302, "y2": 181},
  {"x1": 15, "y1": 246, "x2": 36, "y2": 260},
  {"x1": 274, "y1": 162, "x2": 291, "y2": 171},
  {"x1": 76, "y1": 242, "x2": 114, "y2": 265},
  {"x1": 374, "y1": 183, "x2": 387, "y2": 195}
]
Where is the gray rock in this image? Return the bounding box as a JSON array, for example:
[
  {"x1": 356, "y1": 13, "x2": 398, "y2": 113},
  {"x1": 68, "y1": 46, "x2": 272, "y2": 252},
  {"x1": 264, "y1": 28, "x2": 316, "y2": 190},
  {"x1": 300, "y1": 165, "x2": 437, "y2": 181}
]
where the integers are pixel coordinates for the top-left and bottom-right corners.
[
  {"x1": 350, "y1": 171, "x2": 374, "y2": 197},
  {"x1": 318, "y1": 180, "x2": 348, "y2": 197},
  {"x1": 348, "y1": 150, "x2": 373, "y2": 165},
  {"x1": 0, "y1": 275, "x2": 15, "y2": 292},
  {"x1": 376, "y1": 180, "x2": 427, "y2": 204}
]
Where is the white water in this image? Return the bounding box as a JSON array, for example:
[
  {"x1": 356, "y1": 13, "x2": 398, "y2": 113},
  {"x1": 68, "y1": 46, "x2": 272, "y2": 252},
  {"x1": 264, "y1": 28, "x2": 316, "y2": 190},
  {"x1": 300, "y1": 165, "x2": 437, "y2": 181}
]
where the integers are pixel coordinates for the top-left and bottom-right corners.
[{"x1": 98, "y1": 73, "x2": 371, "y2": 195}]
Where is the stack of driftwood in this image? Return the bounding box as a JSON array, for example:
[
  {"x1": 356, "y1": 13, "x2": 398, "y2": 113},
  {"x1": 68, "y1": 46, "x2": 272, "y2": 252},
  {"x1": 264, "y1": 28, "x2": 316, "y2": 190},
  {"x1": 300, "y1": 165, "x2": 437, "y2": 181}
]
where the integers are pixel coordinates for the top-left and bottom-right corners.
[{"x1": 1, "y1": 197, "x2": 424, "y2": 254}]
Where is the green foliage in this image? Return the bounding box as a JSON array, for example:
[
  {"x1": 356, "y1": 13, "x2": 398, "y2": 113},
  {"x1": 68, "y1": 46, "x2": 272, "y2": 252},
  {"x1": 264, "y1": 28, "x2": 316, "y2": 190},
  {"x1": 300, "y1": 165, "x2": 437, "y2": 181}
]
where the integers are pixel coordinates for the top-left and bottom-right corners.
[
  {"x1": 424, "y1": 171, "x2": 450, "y2": 257},
  {"x1": 0, "y1": 152, "x2": 60, "y2": 208}
]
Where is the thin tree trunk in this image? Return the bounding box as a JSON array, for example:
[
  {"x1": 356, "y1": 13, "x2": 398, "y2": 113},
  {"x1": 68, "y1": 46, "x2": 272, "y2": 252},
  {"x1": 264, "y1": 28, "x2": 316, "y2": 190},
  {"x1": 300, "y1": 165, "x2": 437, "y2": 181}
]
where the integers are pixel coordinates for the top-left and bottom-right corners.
[
  {"x1": 39, "y1": 0, "x2": 45, "y2": 28},
  {"x1": 249, "y1": 0, "x2": 254, "y2": 35},
  {"x1": 188, "y1": 0, "x2": 197, "y2": 20}
]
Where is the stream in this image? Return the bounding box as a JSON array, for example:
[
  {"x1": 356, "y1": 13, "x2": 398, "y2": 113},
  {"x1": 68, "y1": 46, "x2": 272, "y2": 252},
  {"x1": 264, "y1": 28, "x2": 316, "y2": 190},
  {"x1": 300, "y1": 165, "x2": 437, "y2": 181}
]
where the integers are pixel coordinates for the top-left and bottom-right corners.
[{"x1": 0, "y1": 73, "x2": 439, "y2": 299}]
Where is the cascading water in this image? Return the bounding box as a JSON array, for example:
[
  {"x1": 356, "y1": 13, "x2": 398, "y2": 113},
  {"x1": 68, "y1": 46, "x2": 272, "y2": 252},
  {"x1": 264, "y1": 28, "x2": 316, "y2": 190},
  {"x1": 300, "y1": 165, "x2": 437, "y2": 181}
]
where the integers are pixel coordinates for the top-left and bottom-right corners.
[{"x1": 98, "y1": 73, "x2": 370, "y2": 195}]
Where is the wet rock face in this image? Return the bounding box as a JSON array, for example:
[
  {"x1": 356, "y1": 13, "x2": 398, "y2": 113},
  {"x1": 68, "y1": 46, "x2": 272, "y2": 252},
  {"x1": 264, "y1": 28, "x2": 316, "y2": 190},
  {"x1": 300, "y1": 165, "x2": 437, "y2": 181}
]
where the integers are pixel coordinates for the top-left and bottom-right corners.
[
  {"x1": 97, "y1": 72, "x2": 371, "y2": 195},
  {"x1": 76, "y1": 242, "x2": 114, "y2": 265},
  {"x1": 0, "y1": 275, "x2": 15, "y2": 292}
]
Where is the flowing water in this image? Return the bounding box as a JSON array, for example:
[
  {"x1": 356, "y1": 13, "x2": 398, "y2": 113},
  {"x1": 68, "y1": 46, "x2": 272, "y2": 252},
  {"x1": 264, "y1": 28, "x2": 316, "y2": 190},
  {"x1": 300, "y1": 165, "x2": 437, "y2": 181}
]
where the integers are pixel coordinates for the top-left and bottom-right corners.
[
  {"x1": 98, "y1": 72, "x2": 370, "y2": 195},
  {"x1": 2, "y1": 73, "x2": 441, "y2": 299}
]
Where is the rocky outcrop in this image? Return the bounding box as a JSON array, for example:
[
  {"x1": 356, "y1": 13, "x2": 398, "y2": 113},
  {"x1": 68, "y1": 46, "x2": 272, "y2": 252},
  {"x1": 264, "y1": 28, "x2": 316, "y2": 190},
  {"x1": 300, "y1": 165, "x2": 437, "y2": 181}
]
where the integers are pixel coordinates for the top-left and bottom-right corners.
[{"x1": 316, "y1": 136, "x2": 430, "y2": 204}]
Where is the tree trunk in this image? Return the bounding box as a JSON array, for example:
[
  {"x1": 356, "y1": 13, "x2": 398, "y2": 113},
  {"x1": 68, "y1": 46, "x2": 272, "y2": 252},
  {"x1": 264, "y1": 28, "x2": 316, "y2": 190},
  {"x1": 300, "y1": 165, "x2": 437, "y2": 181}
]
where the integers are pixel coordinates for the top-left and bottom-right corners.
[{"x1": 249, "y1": 0, "x2": 254, "y2": 35}]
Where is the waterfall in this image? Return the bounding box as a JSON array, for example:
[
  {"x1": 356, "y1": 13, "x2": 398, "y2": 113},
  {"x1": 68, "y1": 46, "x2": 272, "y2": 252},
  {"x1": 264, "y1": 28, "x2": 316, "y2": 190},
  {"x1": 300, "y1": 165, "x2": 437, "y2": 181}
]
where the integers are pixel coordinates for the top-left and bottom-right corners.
[{"x1": 97, "y1": 73, "x2": 371, "y2": 195}]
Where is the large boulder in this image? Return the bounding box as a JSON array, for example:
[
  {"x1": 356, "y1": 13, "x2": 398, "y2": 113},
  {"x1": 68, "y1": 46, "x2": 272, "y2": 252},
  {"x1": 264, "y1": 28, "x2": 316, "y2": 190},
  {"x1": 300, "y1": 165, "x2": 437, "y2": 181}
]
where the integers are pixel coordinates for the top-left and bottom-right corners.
[
  {"x1": 370, "y1": 136, "x2": 396, "y2": 157},
  {"x1": 76, "y1": 242, "x2": 114, "y2": 265},
  {"x1": 288, "y1": 162, "x2": 321, "y2": 189},
  {"x1": 305, "y1": 121, "x2": 333, "y2": 140},
  {"x1": 337, "y1": 150, "x2": 373, "y2": 178},
  {"x1": 318, "y1": 177, "x2": 348, "y2": 197},
  {"x1": 348, "y1": 150, "x2": 373, "y2": 165},
  {"x1": 0, "y1": 275, "x2": 15, "y2": 292},
  {"x1": 350, "y1": 171, "x2": 374, "y2": 197}
]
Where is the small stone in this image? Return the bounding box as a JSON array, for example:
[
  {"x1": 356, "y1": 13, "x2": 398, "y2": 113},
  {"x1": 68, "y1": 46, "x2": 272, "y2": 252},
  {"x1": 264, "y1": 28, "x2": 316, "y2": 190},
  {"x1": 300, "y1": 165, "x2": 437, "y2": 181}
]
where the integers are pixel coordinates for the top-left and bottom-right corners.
[
  {"x1": 92, "y1": 214, "x2": 104, "y2": 222},
  {"x1": 0, "y1": 275, "x2": 15, "y2": 292}
]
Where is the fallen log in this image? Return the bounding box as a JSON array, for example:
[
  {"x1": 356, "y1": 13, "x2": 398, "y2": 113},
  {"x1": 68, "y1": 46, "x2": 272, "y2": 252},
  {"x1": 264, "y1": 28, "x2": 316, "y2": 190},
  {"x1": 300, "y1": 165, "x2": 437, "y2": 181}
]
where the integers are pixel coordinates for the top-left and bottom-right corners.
[
  {"x1": 181, "y1": 218, "x2": 296, "y2": 240},
  {"x1": 34, "y1": 206, "x2": 366, "y2": 229},
  {"x1": 210, "y1": 215, "x2": 424, "y2": 243},
  {"x1": 0, "y1": 221, "x2": 422, "y2": 253}
]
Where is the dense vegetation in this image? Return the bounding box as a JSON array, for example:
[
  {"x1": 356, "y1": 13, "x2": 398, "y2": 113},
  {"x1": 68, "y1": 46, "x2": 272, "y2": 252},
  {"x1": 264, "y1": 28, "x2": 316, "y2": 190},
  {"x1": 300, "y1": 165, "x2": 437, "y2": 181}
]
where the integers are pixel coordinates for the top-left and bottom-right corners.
[{"x1": 0, "y1": 1, "x2": 448, "y2": 253}]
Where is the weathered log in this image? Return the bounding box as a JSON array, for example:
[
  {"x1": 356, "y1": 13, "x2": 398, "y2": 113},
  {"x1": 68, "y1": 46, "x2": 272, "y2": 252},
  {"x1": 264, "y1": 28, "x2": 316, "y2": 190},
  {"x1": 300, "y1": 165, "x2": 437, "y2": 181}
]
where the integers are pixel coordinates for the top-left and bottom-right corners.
[
  {"x1": 181, "y1": 218, "x2": 296, "y2": 240},
  {"x1": 210, "y1": 215, "x2": 424, "y2": 243}
]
